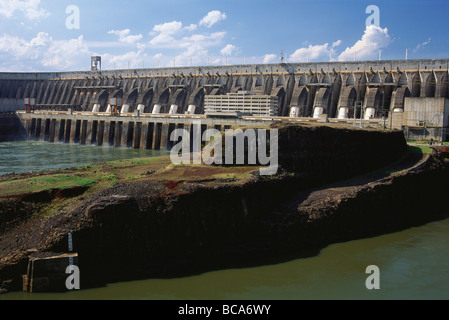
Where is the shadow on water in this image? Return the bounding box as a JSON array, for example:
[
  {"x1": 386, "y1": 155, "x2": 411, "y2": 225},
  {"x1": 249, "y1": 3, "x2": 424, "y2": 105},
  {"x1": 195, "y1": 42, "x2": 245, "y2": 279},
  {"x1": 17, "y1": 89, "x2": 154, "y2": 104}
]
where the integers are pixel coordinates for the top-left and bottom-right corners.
[{"x1": 2, "y1": 216, "x2": 449, "y2": 300}]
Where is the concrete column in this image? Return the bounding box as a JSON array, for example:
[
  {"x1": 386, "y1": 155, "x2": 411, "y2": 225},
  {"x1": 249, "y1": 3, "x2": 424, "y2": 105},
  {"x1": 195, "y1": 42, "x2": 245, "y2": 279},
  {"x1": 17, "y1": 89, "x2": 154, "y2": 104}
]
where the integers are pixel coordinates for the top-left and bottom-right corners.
[
  {"x1": 86, "y1": 121, "x2": 95, "y2": 145},
  {"x1": 70, "y1": 120, "x2": 79, "y2": 144},
  {"x1": 125, "y1": 122, "x2": 135, "y2": 148},
  {"x1": 42, "y1": 119, "x2": 50, "y2": 141},
  {"x1": 38, "y1": 118, "x2": 44, "y2": 141},
  {"x1": 142, "y1": 123, "x2": 154, "y2": 150},
  {"x1": 23, "y1": 119, "x2": 33, "y2": 137},
  {"x1": 166, "y1": 123, "x2": 176, "y2": 150},
  {"x1": 57, "y1": 119, "x2": 65, "y2": 142},
  {"x1": 183, "y1": 123, "x2": 193, "y2": 153},
  {"x1": 160, "y1": 123, "x2": 170, "y2": 150},
  {"x1": 80, "y1": 120, "x2": 88, "y2": 145},
  {"x1": 103, "y1": 121, "x2": 112, "y2": 146},
  {"x1": 120, "y1": 121, "x2": 130, "y2": 147},
  {"x1": 34, "y1": 118, "x2": 42, "y2": 140},
  {"x1": 114, "y1": 121, "x2": 122, "y2": 148},
  {"x1": 153, "y1": 123, "x2": 162, "y2": 150},
  {"x1": 64, "y1": 120, "x2": 71, "y2": 143},
  {"x1": 139, "y1": 123, "x2": 148, "y2": 150},
  {"x1": 48, "y1": 119, "x2": 56, "y2": 143},
  {"x1": 97, "y1": 121, "x2": 104, "y2": 146},
  {"x1": 133, "y1": 122, "x2": 141, "y2": 149},
  {"x1": 29, "y1": 118, "x2": 36, "y2": 138}
]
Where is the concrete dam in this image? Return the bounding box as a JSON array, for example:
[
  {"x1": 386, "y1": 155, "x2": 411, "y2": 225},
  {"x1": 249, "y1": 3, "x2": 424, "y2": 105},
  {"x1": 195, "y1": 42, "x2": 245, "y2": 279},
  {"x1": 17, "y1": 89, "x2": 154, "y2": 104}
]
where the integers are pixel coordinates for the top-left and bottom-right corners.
[{"x1": 1, "y1": 58, "x2": 449, "y2": 147}]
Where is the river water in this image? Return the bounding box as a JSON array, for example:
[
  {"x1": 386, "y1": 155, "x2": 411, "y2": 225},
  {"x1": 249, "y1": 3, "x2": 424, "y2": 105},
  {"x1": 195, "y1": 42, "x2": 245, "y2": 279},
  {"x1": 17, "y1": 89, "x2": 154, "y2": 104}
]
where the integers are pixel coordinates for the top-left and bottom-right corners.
[
  {"x1": 0, "y1": 141, "x2": 448, "y2": 300},
  {"x1": 0, "y1": 141, "x2": 168, "y2": 176}
]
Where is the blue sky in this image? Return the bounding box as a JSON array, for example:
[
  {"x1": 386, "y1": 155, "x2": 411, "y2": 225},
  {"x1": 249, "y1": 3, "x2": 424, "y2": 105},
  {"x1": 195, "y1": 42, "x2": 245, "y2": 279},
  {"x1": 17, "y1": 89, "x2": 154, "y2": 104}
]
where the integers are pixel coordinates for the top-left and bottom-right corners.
[{"x1": 0, "y1": 0, "x2": 448, "y2": 72}]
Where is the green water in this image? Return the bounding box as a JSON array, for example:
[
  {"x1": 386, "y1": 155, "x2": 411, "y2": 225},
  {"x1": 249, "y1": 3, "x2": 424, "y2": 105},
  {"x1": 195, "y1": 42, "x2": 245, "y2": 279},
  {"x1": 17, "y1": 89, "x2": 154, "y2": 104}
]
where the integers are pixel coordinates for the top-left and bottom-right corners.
[
  {"x1": 0, "y1": 141, "x2": 448, "y2": 300},
  {"x1": 0, "y1": 141, "x2": 169, "y2": 176},
  {"x1": 2, "y1": 218, "x2": 448, "y2": 300}
]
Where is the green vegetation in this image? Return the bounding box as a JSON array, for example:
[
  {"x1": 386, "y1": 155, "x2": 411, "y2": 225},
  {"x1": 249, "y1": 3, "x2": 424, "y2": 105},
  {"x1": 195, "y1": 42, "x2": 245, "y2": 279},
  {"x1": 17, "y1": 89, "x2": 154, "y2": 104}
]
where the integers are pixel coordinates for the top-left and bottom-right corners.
[
  {"x1": 0, "y1": 174, "x2": 96, "y2": 198},
  {"x1": 0, "y1": 152, "x2": 258, "y2": 201},
  {"x1": 99, "y1": 174, "x2": 117, "y2": 180},
  {"x1": 408, "y1": 144, "x2": 433, "y2": 154},
  {"x1": 106, "y1": 156, "x2": 171, "y2": 168},
  {"x1": 30, "y1": 175, "x2": 95, "y2": 189}
]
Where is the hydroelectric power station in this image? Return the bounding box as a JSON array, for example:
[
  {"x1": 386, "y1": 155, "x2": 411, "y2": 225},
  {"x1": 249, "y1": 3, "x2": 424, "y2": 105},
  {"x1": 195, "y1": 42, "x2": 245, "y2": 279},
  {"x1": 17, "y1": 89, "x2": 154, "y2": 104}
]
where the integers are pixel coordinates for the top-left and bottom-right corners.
[
  {"x1": 2, "y1": 58, "x2": 449, "y2": 295},
  {"x1": 1, "y1": 58, "x2": 449, "y2": 146}
]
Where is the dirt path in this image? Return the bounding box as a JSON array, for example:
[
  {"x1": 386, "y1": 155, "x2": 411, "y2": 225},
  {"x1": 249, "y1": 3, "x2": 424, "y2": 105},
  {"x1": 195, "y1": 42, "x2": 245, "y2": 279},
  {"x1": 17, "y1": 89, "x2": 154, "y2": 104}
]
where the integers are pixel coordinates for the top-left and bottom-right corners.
[{"x1": 271, "y1": 150, "x2": 429, "y2": 214}]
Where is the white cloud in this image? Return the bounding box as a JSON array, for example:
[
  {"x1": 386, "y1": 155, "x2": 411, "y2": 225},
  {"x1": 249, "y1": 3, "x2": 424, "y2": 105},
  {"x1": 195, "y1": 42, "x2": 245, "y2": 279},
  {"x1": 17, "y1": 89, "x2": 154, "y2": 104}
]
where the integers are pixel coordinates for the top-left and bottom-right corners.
[
  {"x1": 220, "y1": 44, "x2": 237, "y2": 56},
  {"x1": 0, "y1": 32, "x2": 51, "y2": 58},
  {"x1": 332, "y1": 40, "x2": 342, "y2": 48},
  {"x1": 0, "y1": 10, "x2": 232, "y2": 71},
  {"x1": 146, "y1": 14, "x2": 228, "y2": 67},
  {"x1": 184, "y1": 24, "x2": 198, "y2": 32},
  {"x1": 42, "y1": 36, "x2": 90, "y2": 69},
  {"x1": 199, "y1": 10, "x2": 227, "y2": 28},
  {"x1": 0, "y1": 32, "x2": 90, "y2": 71},
  {"x1": 288, "y1": 26, "x2": 390, "y2": 63},
  {"x1": 338, "y1": 25, "x2": 391, "y2": 61},
  {"x1": 149, "y1": 21, "x2": 183, "y2": 46},
  {"x1": 414, "y1": 37, "x2": 431, "y2": 53},
  {"x1": 290, "y1": 43, "x2": 332, "y2": 62},
  {"x1": 102, "y1": 49, "x2": 148, "y2": 69},
  {"x1": 263, "y1": 53, "x2": 277, "y2": 64},
  {"x1": 108, "y1": 29, "x2": 143, "y2": 44},
  {"x1": 0, "y1": 0, "x2": 49, "y2": 19},
  {"x1": 173, "y1": 32, "x2": 227, "y2": 66}
]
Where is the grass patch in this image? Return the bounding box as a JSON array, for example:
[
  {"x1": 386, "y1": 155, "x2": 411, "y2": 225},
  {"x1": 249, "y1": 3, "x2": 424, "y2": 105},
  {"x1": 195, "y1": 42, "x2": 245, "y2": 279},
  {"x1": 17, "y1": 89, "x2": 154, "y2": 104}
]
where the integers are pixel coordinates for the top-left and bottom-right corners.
[
  {"x1": 0, "y1": 174, "x2": 96, "y2": 198},
  {"x1": 106, "y1": 156, "x2": 171, "y2": 169},
  {"x1": 97, "y1": 174, "x2": 118, "y2": 186},
  {"x1": 408, "y1": 145, "x2": 432, "y2": 154},
  {"x1": 30, "y1": 175, "x2": 96, "y2": 189},
  {"x1": 99, "y1": 174, "x2": 117, "y2": 180}
]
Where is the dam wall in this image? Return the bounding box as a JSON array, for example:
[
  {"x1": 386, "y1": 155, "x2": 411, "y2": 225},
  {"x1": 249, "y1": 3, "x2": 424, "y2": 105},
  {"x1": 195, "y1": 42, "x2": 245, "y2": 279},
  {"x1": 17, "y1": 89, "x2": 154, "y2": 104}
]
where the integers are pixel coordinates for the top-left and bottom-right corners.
[
  {"x1": 16, "y1": 111, "x2": 274, "y2": 151},
  {"x1": 1, "y1": 59, "x2": 448, "y2": 119},
  {"x1": 0, "y1": 113, "x2": 27, "y2": 142},
  {"x1": 0, "y1": 99, "x2": 22, "y2": 113}
]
